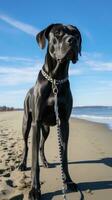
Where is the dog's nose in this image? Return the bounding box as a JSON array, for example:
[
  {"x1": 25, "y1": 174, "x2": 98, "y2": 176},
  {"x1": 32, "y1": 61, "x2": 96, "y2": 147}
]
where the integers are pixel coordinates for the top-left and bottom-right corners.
[{"x1": 66, "y1": 36, "x2": 75, "y2": 44}]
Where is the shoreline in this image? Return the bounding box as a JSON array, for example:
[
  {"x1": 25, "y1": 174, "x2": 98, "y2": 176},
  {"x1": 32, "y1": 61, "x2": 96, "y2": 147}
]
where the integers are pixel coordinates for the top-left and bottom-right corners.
[
  {"x1": 0, "y1": 111, "x2": 112, "y2": 200},
  {"x1": 1, "y1": 109, "x2": 112, "y2": 130},
  {"x1": 71, "y1": 115, "x2": 112, "y2": 131}
]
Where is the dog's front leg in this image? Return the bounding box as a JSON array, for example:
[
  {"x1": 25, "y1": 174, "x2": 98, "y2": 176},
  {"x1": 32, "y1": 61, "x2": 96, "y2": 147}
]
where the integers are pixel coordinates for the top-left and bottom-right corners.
[
  {"x1": 60, "y1": 120, "x2": 78, "y2": 192},
  {"x1": 29, "y1": 122, "x2": 41, "y2": 200}
]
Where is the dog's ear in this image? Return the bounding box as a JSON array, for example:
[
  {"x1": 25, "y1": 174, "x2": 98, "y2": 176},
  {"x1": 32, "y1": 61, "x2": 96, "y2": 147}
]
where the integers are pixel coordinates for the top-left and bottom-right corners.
[
  {"x1": 36, "y1": 24, "x2": 54, "y2": 49},
  {"x1": 67, "y1": 25, "x2": 82, "y2": 56}
]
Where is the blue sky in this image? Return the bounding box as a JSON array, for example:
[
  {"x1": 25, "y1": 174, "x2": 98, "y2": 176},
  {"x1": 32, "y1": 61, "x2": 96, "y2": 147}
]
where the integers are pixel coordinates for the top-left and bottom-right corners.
[{"x1": 0, "y1": 0, "x2": 112, "y2": 107}]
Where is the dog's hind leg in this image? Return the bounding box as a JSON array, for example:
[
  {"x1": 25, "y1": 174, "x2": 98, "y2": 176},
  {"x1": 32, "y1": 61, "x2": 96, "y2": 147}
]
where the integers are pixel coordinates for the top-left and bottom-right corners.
[
  {"x1": 40, "y1": 125, "x2": 50, "y2": 168},
  {"x1": 19, "y1": 111, "x2": 32, "y2": 171}
]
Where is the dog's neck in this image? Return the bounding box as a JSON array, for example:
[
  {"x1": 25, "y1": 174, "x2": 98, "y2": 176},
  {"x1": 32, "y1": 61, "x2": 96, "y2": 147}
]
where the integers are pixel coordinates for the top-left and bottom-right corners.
[{"x1": 42, "y1": 50, "x2": 70, "y2": 80}]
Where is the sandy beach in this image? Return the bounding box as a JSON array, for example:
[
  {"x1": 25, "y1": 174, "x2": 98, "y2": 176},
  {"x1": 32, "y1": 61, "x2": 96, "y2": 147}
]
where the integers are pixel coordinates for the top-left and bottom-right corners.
[{"x1": 0, "y1": 111, "x2": 112, "y2": 200}]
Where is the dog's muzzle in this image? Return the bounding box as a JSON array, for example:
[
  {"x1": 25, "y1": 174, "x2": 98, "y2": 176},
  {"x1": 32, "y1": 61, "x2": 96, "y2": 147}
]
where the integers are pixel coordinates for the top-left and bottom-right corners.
[{"x1": 65, "y1": 36, "x2": 79, "y2": 63}]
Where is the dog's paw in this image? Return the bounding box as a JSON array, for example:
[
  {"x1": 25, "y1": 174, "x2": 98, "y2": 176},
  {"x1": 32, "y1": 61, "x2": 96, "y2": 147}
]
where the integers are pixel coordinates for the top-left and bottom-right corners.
[
  {"x1": 66, "y1": 181, "x2": 78, "y2": 192},
  {"x1": 28, "y1": 188, "x2": 41, "y2": 200},
  {"x1": 18, "y1": 162, "x2": 27, "y2": 171}
]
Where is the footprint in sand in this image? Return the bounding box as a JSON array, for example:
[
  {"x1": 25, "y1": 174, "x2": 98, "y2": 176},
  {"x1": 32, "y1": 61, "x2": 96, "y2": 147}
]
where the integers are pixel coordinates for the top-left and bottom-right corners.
[
  {"x1": 18, "y1": 182, "x2": 28, "y2": 190},
  {"x1": 18, "y1": 179, "x2": 28, "y2": 190},
  {"x1": 4, "y1": 128, "x2": 8, "y2": 131},
  {"x1": 9, "y1": 137, "x2": 14, "y2": 140},
  {"x1": 15, "y1": 160, "x2": 21, "y2": 166},
  {"x1": 0, "y1": 141, "x2": 6, "y2": 145},
  {"x1": 0, "y1": 189, "x2": 8, "y2": 195},
  {"x1": 10, "y1": 143, "x2": 16, "y2": 148},
  {"x1": 3, "y1": 147, "x2": 8, "y2": 151},
  {"x1": 3, "y1": 172, "x2": 11, "y2": 177},
  {"x1": 17, "y1": 173, "x2": 31, "y2": 190},
  {"x1": 5, "y1": 158, "x2": 10, "y2": 163},
  {"x1": 7, "y1": 152, "x2": 13, "y2": 156},
  {"x1": 10, "y1": 165, "x2": 15, "y2": 171},
  {"x1": 6, "y1": 179, "x2": 17, "y2": 188},
  {"x1": 11, "y1": 157, "x2": 16, "y2": 162},
  {"x1": 5, "y1": 162, "x2": 15, "y2": 171},
  {"x1": 18, "y1": 153, "x2": 23, "y2": 159},
  {"x1": 6, "y1": 179, "x2": 14, "y2": 187},
  {"x1": 1, "y1": 154, "x2": 5, "y2": 158},
  {"x1": 0, "y1": 169, "x2": 5, "y2": 175}
]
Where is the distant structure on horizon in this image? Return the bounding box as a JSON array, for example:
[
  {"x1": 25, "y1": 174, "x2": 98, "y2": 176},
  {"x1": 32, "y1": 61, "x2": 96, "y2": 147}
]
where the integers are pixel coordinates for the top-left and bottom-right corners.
[{"x1": 0, "y1": 106, "x2": 23, "y2": 111}]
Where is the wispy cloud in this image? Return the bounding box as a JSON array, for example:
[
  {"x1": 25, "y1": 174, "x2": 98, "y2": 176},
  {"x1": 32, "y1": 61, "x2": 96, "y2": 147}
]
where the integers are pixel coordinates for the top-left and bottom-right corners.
[
  {"x1": 0, "y1": 14, "x2": 39, "y2": 36},
  {"x1": 0, "y1": 56, "x2": 42, "y2": 86},
  {"x1": 85, "y1": 60, "x2": 112, "y2": 71},
  {"x1": 0, "y1": 65, "x2": 82, "y2": 86},
  {"x1": 0, "y1": 14, "x2": 94, "y2": 43},
  {"x1": 0, "y1": 56, "x2": 37, "y2": 62},
  {"x1": 80, "y1": 51, "x2": 112, "y2": 72},
  {"x1": 0, "y1": 53, "x2": 84, "y2": 87},
  {"x1": 0, "y1": 56, "x2": 39, "y2": 67},
  {"x1": 0, "y1": 65, "x2": 41, "y2": 86},
  {"x1": 69, "y1": 68, "x2": 83, "y2": 75},
  {"x1": 98, "y1": 80, "x2": 112, "y2": 87},
  {"x1": 82, "y1": 51, "x2": 103, "y2": 60},
  {"x1": 0, "y1": 51, "x2": 112, "y2": 88}
]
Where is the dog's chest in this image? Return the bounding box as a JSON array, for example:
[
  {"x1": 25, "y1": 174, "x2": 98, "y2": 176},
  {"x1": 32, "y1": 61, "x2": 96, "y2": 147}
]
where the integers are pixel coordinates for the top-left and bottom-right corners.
[
  {"x1": 46, "y1": 90, "x2": 64, "y2": 106},
  {"x1": 46, "y1": 93, "x2": 55, "y2": 106},
  {"x1": 46, "y1": 95, "x2": 55, "y2": 106}
]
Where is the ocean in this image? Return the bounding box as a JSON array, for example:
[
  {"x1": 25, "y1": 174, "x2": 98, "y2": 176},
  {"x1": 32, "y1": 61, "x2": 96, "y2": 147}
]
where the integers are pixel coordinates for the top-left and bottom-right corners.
[{"x1": 72, "y1": 106, "x2": 112, "y2": 130}]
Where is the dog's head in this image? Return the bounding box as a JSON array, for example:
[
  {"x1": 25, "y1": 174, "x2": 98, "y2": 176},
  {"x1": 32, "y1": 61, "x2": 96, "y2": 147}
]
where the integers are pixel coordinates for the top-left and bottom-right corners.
[{"x1": 36, "y1": 23, "x2": 82, "y2": 64}]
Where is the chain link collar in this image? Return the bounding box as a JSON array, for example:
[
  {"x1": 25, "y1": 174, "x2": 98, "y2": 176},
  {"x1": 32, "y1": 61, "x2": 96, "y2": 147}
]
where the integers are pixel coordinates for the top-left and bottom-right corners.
[{"x1": 41, "y1": 69, "x2": 68, "y2": 85}]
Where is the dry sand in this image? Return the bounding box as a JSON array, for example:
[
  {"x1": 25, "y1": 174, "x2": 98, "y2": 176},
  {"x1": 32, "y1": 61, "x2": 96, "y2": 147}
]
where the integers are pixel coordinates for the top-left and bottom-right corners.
[{"x1": 0, "y1": 111, "x2": 112, "y2": 200}]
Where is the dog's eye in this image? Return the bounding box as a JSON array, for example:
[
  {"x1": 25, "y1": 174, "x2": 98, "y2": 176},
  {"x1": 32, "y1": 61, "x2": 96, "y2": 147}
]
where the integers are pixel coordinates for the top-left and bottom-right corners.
[
  {"x1": 55, "y1": 30, "x2": 60, "y2": 36},
  {"x1": 54, "y1": 30, "x2": 63, "y2": 36}
]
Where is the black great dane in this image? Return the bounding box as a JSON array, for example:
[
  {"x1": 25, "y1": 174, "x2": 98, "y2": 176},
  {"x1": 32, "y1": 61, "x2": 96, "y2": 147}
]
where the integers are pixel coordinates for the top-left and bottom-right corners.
[{"x1": 19, "y1": 23, "x2": 82, "y2": 200}]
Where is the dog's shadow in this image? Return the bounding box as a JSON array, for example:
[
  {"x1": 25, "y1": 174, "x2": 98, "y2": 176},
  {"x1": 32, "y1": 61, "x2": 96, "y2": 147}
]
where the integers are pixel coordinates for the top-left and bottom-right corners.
[
  {"x1": 24, "y1": 157, "x2": 112, "y2": 200},
  {"x1": 25, "y1": 157, "x2": 112, "y2": 171},
  {"x1": 48, "y1": 157, "x2": 112, "y2": 168},
  {"x1": 9, "y1": 194, "x2": 24, "y2": 200},
  {"x1": 72, "y1": 157, "x2": 112, "y2": 168},
  {"x1": 42, "y1": 189, "x2": 63, "y2": 200},
  {"x1": 42, "y1": 189, "x2": 84, "y2": 200},
  {"x1": 25, "y1": 156, "x2": 112, "y2": 171},
  {"x1": 42, "y1": 157, "x2": 112, "y2": 199},
  {"x1": 42, "y1": 180, "x2": 112, "y2": 200}
]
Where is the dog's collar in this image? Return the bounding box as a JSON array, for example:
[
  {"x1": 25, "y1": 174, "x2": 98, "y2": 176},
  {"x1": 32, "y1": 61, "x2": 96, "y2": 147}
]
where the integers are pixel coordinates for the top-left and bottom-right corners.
[{"x1": 41, "y1": 69, "x2": 68, "y2": 85}]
